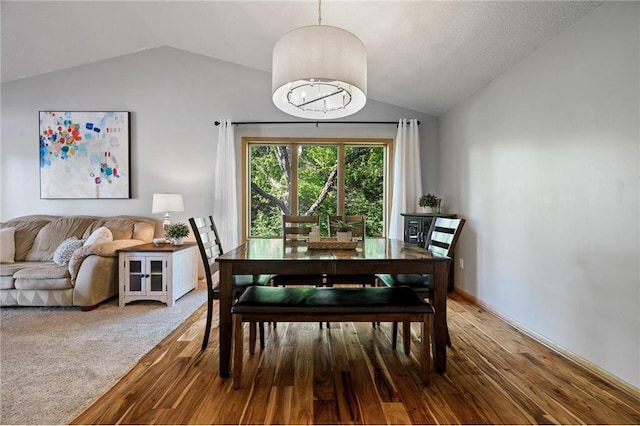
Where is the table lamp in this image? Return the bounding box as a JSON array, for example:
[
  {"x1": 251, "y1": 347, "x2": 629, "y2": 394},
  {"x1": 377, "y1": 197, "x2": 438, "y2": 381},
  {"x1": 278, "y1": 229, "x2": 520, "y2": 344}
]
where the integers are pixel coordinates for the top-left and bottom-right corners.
[{"x1": 152, "y1": 193, "x2": 184, "y2": 241}]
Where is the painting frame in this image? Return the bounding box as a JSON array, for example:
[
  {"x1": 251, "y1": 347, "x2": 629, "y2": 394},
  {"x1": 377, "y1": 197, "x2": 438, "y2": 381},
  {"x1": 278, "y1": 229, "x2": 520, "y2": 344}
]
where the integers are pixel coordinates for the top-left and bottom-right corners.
[{"x1": 39, "y1": 111, "x2": 131, "y2": 199}]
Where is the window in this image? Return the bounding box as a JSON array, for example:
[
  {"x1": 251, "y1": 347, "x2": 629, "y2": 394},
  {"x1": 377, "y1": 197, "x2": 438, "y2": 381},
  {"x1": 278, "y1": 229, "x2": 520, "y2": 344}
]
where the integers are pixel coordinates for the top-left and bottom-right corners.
[{"x1": 243, "y1": 137, "x2": 391, "y2": 238}]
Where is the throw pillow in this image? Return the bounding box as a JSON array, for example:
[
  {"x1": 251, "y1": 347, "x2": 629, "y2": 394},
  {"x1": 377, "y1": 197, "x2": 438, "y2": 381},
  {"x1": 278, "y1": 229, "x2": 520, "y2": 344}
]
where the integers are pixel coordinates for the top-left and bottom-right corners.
[
  {"x1": 54, "y1": 237, "x2": 85, "y2": 266},
  {"x1": 83, "y1": 227, "x2": 113, "y2": 247},
  {"x1": 0, "y1": 227, "x2": 16, "y2": 263}
]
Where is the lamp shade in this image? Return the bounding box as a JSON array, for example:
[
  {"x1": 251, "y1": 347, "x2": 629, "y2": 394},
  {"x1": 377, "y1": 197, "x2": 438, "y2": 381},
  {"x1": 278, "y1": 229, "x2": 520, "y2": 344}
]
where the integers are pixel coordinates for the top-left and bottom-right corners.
[
  {"x1": 272, "y1": 25, "x2": 367, "y2": 120},
  {"x1": 151, "y1": 193, "x2": 184, "y2": 213}
]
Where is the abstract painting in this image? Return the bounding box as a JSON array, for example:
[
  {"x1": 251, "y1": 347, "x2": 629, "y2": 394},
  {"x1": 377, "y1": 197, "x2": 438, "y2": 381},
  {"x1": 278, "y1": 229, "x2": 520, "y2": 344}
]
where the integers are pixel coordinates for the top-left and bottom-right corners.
[{"x1": 39, "y1": 111, "x2": 130, "y2": 199}]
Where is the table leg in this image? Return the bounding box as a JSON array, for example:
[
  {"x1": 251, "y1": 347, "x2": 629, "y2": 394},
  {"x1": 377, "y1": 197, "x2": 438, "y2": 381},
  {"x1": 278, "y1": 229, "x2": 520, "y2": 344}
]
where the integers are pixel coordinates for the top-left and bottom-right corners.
[
  {"x1": 432, "y1": 260, "x2": 449, "y2": 373},
  {"x1": 219, "y1": 262, "x2": 233, "y2": 377}
]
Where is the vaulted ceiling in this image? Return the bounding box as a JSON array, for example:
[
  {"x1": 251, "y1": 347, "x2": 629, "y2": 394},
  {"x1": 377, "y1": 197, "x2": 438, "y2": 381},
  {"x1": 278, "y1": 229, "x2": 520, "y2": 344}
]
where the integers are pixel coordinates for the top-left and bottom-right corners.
[{"x1": 1, "y1": 1, "x2": 601, "y2": 115}]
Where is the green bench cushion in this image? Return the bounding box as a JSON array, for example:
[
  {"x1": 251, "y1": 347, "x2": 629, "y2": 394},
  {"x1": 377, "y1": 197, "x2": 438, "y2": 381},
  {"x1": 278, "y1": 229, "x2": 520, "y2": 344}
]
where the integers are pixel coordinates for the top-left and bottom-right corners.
[{"x1": 232, "y1": 286, "x2": 433, "y2": 315}]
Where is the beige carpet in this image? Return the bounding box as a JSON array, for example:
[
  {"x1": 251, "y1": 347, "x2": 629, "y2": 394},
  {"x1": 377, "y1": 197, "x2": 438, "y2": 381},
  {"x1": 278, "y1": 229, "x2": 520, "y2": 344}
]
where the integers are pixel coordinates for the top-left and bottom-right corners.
[{"x1": 0, "y1": 286, "x2": 207, "y2": 425}]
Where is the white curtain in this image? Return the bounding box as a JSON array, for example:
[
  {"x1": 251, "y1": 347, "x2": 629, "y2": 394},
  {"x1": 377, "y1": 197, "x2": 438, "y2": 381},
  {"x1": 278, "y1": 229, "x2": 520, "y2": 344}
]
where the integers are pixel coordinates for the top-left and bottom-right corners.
[
  {"x1": 213, "y1": 119, "x2": 239, "y2": 252},
  {"x1": 389, "y1": 119, "x2": 423, "y2": 240}
]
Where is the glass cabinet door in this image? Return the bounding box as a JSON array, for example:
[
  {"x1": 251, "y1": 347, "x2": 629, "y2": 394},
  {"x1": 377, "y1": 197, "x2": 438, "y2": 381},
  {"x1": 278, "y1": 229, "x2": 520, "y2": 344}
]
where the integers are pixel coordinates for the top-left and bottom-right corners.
[
  {"x1": 148, "y1": 258, "x2": 165, "y2": 293},
  {"x1": 126, "y1": 259, "x2": 144, "y2": 293}
]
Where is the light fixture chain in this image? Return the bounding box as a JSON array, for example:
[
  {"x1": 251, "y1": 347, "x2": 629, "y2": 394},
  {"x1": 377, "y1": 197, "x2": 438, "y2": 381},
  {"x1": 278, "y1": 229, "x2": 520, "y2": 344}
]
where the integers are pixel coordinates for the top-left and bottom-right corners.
[{"x1": 318, "y1": 0, "x2": 322, "y2": 25}]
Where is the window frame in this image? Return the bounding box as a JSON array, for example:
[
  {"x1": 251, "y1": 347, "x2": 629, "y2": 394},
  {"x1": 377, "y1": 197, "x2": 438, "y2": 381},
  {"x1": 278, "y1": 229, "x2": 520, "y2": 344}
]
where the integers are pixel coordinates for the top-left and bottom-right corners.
[{"x1": 242, "y1": 137, "x2": 393, "y2": 240}]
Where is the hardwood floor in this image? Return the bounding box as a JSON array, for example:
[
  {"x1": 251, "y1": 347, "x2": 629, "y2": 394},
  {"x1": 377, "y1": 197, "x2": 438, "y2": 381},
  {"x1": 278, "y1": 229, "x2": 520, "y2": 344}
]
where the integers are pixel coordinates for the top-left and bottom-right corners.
[{"x1": 73, "y1": 292, "x2": 640, "y2": 425}]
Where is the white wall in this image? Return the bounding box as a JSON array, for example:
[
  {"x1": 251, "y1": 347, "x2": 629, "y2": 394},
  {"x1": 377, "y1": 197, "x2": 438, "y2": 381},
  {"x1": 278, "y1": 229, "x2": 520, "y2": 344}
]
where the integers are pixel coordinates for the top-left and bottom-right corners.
[
  {"x1": 1, "y1": 47, "x2": 437, "y2": 227},
  {"x1": 440, "y1": 2, "x2": 639, "y2": 389}
]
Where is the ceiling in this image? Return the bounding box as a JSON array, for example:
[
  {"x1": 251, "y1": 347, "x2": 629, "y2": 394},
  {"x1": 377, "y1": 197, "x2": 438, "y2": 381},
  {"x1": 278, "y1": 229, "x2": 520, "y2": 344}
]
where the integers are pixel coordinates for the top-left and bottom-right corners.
[{"x1": 1, "y1": 1, "x2": 601, "y2": 116}]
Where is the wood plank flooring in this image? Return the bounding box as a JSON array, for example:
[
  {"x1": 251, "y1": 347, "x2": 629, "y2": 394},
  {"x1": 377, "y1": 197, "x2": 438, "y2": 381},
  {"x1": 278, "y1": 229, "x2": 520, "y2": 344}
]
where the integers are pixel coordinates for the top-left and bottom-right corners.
[{"x1": 73, "y1": 292, "x2": 640, "y2": 425}]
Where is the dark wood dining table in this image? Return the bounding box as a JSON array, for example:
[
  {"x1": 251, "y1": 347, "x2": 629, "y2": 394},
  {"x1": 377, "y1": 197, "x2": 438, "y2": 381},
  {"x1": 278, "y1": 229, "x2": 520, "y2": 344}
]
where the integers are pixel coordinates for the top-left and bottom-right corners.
[{"x1": 215, "y1": 238, "x2": 451, "y2": 377}]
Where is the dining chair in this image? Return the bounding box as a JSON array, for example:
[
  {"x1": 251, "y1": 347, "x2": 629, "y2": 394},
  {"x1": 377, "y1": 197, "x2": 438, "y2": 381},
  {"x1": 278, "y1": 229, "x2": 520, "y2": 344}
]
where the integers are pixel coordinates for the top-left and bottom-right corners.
[
  {"x1": 189, "y1": 215, "x2": 273, "y2": 351},
  {"x1": 325, "y1": 215, "x2": 377, "y2": 287},
  {"x1": 377, "y1": 216, "x2": 466, "y2": 352},
  {"x1": 272, "y1": 214, "x2": 328, "y2": 327},
  {"x1": 271, "y1": 214, "x2": 326, "y2": 287}
]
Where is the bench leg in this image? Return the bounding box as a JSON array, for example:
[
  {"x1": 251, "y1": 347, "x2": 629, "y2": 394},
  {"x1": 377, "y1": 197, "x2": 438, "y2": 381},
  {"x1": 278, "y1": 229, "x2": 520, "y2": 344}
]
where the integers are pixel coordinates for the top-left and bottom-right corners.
[
  {"x1": 391, "y1": 322, "x2": 412, "y2": 355},
  {"x1": 249, "y1": 321, "x2": 256, "y2": 355},
  {"x1": 422, "y1": 314, "x2": 431, "y2": 386},
  {"x1": 233, "y1": 314, "x2": 243, "y2": 389},
  {"x1": 403, "y1": 321, "x2": 411, "y2": 355},
  {"x1": 392, "y1": 322, "x2": 398, "y2": 350},
  {"x1": 259, "y1": 322, "x2": 265, "y2": 350}
]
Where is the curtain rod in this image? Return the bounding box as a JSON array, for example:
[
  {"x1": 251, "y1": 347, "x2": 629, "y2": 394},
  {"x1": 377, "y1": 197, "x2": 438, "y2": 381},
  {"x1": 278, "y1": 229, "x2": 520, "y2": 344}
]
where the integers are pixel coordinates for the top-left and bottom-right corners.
[{"x1": 214, "y1": 120, "x2": 420, "y2": 127}]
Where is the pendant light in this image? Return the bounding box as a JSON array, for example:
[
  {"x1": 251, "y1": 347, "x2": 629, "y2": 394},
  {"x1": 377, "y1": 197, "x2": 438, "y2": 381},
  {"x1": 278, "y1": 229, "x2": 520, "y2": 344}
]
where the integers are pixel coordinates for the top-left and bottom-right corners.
[{"x1": 272, "y1": 0, "x2": 367, "y2": 120}]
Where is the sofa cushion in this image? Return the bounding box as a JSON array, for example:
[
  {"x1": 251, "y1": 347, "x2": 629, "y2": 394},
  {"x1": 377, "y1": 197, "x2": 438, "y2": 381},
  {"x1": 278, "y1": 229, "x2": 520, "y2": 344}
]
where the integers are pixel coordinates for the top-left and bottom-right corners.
[
  {"x1": 14, "y1": 263, "x2": 70, "y2": 279},
  {"x1": 26, "y1": 217, "x2": 95, "y2": 262},
  {"x1": 0, "y1": 261, "x2": 34, "y2": 290},
  {"x1": 0, "y1": 262, "x2": 66, "y2": 290},
  {"x1": 1, "y1": 216, "x2": 56, "y2": 261},
  {"x1": 86, "y1": 216, "x2": 156, "y2": 242},
  {"x1": 1, "y1": 227, "x2": 15, "y2": 263},
  {"x1": 14, "y1": 264, "x2": 72, "y2": 290},
  {"x1": 14, "y1": 278, "x2": 72, "y2": 291},
  {"x1": 83, "y1": 227, "x2": 113, "y2": 247},
  {"x1": 0, "y1": 261, "x2": 34, "y2": 277},
  {"x1": 133, "y1": 222, "x2": 155, "y2": 242},
  {"x1": 53, "y1": 237, "x2": 86, "y2": 266},
  {"x1": 0, "y1": 276, "x2": 15, "y2": 290}
]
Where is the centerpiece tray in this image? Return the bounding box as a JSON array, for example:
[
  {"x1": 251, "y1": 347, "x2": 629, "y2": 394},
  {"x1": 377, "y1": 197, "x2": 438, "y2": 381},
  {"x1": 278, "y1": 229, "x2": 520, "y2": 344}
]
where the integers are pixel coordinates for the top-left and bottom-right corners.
[{"x1": 307, "y1": 237, "x2": 359, "y2": 250}]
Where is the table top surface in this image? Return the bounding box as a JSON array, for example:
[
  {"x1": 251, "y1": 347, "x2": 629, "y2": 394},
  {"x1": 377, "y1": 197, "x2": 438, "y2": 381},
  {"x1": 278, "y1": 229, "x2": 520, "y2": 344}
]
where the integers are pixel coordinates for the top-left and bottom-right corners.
[
  {"x1": 118, "y1": 242, "x2": 197, "y2": 253},
  {"x1": 216, "y1": 238, "x2": 449, "y2": 262}
]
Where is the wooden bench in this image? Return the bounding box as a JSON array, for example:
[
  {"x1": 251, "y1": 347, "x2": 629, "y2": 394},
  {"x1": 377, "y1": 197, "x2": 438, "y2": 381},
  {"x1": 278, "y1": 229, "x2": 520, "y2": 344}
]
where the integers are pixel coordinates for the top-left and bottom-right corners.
[{"x1": 232, "y1": 286, "x2": 434, "y2": 388}]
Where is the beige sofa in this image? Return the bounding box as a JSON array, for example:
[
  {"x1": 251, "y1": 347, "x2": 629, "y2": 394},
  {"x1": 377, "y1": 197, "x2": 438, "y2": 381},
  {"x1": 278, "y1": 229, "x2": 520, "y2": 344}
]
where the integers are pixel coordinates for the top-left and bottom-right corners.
[{"x1": 0, "y1": 215, "x2": 158, "y2": 310}]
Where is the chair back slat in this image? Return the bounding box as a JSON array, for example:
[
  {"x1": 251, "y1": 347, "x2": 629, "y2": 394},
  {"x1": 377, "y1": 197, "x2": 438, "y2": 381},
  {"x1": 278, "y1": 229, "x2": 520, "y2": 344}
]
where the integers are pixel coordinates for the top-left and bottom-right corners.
[
  {"x1": 426, "y1": 217, "x2": 465, "y2": 258},
  {"x1": 283, "y1": 214, "x2": 319, "y2": 240},
  {"x1": 430, "y1": 231, "x2": 454, "y2": 247},
  {"x1": 285, "y1": 226, "x2": 313, "y2": 235},
  {"x1": 203, "y1": 246, "x2": 218, "y2": 262}
]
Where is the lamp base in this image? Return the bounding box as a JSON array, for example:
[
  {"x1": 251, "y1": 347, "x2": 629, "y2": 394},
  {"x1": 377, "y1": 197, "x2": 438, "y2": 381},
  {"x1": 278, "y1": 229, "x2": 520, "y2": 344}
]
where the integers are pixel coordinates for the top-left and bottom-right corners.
[{"x1": 163, "y1": 214, "x2": 172, "y2": 243}]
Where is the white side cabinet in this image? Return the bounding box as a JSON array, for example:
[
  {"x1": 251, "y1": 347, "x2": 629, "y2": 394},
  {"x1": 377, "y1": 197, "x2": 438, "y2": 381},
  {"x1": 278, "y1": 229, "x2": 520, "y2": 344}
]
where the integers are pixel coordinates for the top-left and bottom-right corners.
[{"x1": 118, "y1": 242, "x2": 198, "y2": 307}]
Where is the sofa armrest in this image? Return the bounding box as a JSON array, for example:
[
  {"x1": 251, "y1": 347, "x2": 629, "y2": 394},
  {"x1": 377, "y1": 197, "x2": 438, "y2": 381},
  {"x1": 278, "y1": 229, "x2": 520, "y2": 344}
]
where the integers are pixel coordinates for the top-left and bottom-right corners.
[
  {"x1": 77, "y1": 239, "x2": 145, "y2": 258},
  {"x1": 68, "y1": 239, "x2": 145, "y2": 283},
  {"x1": 72, "y1": 255, "x2": 119, "y2": 307}
]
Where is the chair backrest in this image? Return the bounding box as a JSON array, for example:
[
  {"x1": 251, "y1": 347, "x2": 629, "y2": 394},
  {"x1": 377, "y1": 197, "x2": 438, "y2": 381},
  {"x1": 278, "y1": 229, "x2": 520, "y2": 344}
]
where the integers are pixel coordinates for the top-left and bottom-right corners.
[
  {"x1": 426, "y1": 217, "x2": 465, "y2": 257},
  {"x1": 283, "y1": 214, "x2": 319, "y2": 240},
  {"x1": 189, "y1": 216, "x2": 224, "y2": 281},
  {"x1": 328, "y1": 215, "x2": 366, "y2": 240}
]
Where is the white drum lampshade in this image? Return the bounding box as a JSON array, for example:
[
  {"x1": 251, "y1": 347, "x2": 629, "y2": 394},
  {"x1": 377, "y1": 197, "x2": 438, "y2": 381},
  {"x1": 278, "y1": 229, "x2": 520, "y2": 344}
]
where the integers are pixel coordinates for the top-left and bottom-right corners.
[{"x1": 272, "y1": 25, "x2": 367, "y2": 120}]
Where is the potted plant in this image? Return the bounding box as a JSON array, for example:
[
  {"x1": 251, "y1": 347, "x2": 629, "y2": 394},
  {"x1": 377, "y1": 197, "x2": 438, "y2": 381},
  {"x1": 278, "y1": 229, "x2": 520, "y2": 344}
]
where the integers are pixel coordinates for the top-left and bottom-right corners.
[
  {"x1": 418, "y1": 194, "x2": 441, "y2": 213},
  {"x1": 330, "y1": 217, "x2": 358, "y2": 242},
  {"x1": 165, "y1": 222, "x2": 190, "y2": 245}
]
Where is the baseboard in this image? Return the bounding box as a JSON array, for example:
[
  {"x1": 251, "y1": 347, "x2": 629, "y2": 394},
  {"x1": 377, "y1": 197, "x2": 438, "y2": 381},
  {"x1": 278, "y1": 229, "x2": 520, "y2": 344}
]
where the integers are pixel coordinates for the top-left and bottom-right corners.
[{"x1": 452, "y1": 288, "x2": 640, "y2": 400}]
